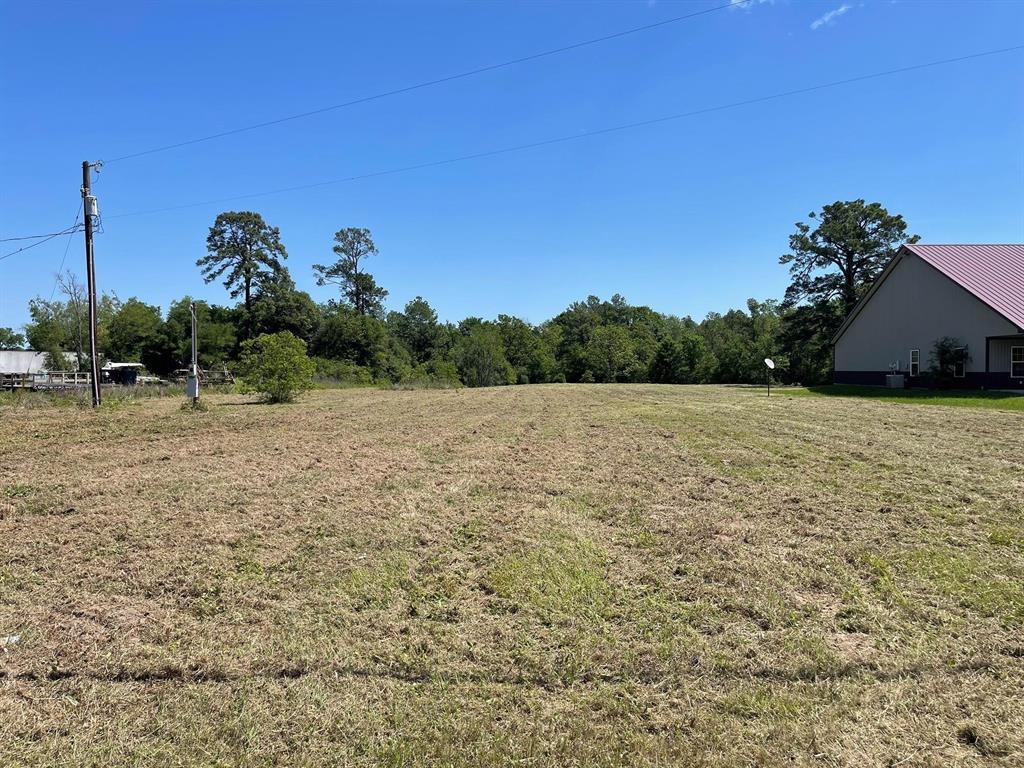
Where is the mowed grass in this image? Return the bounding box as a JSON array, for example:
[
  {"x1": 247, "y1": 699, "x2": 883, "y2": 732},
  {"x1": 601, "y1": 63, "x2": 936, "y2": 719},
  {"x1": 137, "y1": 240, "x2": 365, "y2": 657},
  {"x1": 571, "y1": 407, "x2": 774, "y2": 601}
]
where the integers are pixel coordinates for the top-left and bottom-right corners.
[
  {"x1": 1, "y1": 384, "x2": 1022, "y2": 767},
  {"x1": 790, "y1": 384, "x2": 1024, "y2": 411}
]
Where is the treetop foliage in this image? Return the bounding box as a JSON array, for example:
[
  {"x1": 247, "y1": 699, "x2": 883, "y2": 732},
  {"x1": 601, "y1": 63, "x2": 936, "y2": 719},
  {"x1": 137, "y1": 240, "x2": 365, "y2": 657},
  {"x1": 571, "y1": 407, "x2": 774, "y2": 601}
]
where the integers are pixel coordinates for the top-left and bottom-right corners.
[
  {"x1": 314, "y1": 228, "x2": 389, "y2": 318},
  {"x1": 197, "y1": 211, "x2": 288, "y2": 332},
  {"x1": 780, "y1": 199, "x2": 919, "y2": 315}
]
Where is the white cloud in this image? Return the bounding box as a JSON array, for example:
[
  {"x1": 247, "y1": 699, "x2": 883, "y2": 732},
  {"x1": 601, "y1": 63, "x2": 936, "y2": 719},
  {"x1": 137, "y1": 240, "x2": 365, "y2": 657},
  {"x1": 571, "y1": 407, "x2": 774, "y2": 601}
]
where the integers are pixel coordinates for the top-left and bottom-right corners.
[
  {"x1": 810, "y1": 3, "x2": 852, "y2": 29},
  {"x1": 728, "y1": 0, "x2": 774, "y2": 11}
]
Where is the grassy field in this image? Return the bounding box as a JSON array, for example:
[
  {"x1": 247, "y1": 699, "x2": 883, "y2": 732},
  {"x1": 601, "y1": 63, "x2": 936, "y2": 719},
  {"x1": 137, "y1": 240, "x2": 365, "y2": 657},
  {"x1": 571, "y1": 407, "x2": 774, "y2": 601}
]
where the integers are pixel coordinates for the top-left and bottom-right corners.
[
  {"x1": 790, "y1": 385, "x2": 1024, "y2": 412},
  {"x1": 1, "y1": 385, "x2": 1022, "y2": 767}
]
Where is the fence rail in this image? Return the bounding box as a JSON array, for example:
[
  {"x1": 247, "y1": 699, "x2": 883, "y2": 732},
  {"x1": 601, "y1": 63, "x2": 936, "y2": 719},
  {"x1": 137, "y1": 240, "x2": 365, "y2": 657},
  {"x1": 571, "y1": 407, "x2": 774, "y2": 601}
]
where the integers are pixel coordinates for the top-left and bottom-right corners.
[{"x1": 0, "y1": 371, "x2": 92, "y2": 391}]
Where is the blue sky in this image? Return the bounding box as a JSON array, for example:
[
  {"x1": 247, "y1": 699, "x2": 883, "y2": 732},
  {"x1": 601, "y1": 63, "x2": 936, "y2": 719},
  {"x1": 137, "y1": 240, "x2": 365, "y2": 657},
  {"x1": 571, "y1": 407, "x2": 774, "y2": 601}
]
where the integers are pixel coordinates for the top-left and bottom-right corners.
[{"x1": 1, "y1": 0, "x2": 1022, "y2": 331}]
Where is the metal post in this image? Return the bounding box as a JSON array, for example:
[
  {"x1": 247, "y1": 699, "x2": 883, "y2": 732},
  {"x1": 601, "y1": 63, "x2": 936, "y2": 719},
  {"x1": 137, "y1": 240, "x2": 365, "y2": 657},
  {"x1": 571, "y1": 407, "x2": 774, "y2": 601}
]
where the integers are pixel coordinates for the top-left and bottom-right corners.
[
  {"x1": 188, "y1": 301, "x2": 200, "y2": 405},
  {"x1": 82, "y1": 161, "x2": 102, "y2": 407}
]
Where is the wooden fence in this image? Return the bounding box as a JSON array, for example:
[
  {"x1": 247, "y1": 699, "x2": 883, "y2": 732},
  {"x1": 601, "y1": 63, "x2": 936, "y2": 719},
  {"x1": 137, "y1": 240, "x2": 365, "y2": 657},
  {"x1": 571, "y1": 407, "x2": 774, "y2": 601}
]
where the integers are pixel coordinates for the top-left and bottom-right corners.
[{"x1": 0, "y1": 371, "x2": 92, "y2": 391}]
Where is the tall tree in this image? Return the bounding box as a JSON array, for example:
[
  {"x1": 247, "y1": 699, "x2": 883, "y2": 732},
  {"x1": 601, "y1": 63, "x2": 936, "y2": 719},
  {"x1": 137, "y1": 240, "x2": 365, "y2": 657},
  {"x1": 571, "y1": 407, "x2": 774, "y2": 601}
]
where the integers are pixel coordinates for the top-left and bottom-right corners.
[
  {"x1": 55, "y1": 270, "x2": 87, "y2": 369},
  {"x1": 143, "y1": 298, "x2": 236, "y2": 374},
  {"x1": 106, "y1": 298, "x2": 163, "y2": 363},
  {"x1": 314, "y1": 228, "x2": 388, "y2": 317},
  {"x1": 0, "y1": 327, "x2": 25, "y2": 349},
  {"x1": 455, "y1": 322, "x2": 514, "y2": 388},
  {"x1": 780, "y1": 200, "x2": 919, "y2": 316},
  {"x1": 248, "y1": 268, "x2": 321, "y2": 341},
  {"x1": 388, "y1": 296, "x2": 440, "y2": 365},
  {"x1": 197, "y1": 211, "x2": 288, "y2": 336}
]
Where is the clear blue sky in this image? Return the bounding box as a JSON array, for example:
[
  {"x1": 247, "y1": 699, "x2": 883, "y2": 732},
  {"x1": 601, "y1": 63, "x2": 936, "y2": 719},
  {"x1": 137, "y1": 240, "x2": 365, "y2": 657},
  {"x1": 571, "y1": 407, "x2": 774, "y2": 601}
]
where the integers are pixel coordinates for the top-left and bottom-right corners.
[{"x1": 1, "y1": 0, "x2": 1022, "y2": 332}]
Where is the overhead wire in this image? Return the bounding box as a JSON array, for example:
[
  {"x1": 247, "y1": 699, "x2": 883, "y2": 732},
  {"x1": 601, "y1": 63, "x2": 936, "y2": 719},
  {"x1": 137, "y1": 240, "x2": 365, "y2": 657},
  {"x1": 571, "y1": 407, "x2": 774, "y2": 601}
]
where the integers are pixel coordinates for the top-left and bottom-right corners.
[
  {"x1": 49, "y1": 203, "x2": 84, "y2": 301},
  {"x1": 105, "y1": 43, "x2": 1024, "y2": 220},
  {"x1": 103, "y1": 0, "x2": 742, "y2": 163},
  {"x1": 0, "y1": 224, "x2": 83, "y2": 262},
  {"x1": 0, "y1": 225, "x2": 83, "y2": 243}
]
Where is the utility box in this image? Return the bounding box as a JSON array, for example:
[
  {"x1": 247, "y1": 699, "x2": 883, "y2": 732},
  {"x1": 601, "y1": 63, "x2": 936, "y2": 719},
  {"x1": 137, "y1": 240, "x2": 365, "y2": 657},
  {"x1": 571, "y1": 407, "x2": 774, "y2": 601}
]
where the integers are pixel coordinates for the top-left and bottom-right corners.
[
  {"x1": 885, "y1": 374, "x2": 905, "y2": 389},
  {"x1": 186, "y1": 376, "x2": 199, "y2": 399}
]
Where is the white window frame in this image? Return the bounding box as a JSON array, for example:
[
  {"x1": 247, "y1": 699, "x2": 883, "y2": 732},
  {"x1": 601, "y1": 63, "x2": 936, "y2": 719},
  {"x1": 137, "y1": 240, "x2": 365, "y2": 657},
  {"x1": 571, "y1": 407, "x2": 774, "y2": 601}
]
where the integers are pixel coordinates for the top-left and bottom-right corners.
[
  {"x1": 1012, "y1": 346, "x2": 1024, "y2": 379},
  {"x1": 910, "y1": 349, "x2": 920, "y2": 377},
  {"x1": 954, "y1": 347, "x2": 966, "y2": 378}
]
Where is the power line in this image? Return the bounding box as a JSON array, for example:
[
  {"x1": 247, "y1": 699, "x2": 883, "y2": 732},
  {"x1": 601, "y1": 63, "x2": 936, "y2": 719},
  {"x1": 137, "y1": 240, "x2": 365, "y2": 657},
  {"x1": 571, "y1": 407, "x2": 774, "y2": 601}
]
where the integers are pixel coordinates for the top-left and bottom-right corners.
[
  {"x1": 49, "y1": 203, "x2": 84, "y2": 302},
  {"x1": 106, "y1": 44, "x2": 1024, "y2": 220},
  {"x1": 0, "y1": 225, "x2": 83, "y2": 262},
  {"x1": 104, "y1": 0, "x2": 740, "y2": 163},
  {"x1": 0, "y1": 225, "x2": 82, "y2": 243}
]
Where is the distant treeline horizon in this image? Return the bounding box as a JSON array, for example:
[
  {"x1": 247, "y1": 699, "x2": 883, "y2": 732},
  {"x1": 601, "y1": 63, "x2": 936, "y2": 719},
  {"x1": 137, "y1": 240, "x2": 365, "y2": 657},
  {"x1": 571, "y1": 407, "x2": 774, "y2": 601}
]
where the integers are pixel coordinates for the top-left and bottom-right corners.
[{"x1": 0, "y1": 199, "x2": 919, "y2": 388}]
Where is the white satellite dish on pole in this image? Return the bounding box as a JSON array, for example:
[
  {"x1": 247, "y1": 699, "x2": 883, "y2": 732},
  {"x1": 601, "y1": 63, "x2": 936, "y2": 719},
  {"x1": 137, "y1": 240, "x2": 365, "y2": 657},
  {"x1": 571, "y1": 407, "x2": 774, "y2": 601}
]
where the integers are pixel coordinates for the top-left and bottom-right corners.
[
  {"x1": 764, "y1": 358, "x2": 775, "y2": 370},
  {"x1": 764, "y1": 358, "x2": 775, "y2": 397}
]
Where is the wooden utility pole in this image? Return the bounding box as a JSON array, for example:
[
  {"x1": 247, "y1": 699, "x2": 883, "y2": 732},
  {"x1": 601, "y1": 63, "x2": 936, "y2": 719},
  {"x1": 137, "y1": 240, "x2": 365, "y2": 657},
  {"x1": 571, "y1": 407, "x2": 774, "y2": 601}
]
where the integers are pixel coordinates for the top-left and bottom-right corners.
[{"x1": 82, "y1": 161, "x2": 102, "y2": 407}]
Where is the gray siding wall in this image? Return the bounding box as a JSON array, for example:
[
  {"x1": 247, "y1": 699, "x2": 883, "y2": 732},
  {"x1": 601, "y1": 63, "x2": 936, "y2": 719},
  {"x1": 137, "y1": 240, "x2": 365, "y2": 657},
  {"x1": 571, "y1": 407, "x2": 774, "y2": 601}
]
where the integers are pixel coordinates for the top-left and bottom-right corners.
[
  {"x1": 834, "y1": 253, "x2": 1020, "y2": 373},
  {"x1": 989, "y1": 339, "x2": 1024, "y2": 374}
]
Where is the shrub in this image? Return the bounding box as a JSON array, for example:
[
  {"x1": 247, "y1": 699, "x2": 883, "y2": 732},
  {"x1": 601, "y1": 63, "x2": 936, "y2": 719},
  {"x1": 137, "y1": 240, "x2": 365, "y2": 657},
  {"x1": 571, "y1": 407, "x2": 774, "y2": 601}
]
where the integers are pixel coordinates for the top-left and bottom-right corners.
[
  {"x1": 398, "y1": 356, "x2": 463, "y2": 389},
  {"x1": 311, "y1": 357, "x2": 374, "y2": 387},
  {"x1": 929, "y1": 337, "x2": 970, "y2": 388},
  {"x1": 238, "y1": 331, "x2": 314, "y2": 403}
]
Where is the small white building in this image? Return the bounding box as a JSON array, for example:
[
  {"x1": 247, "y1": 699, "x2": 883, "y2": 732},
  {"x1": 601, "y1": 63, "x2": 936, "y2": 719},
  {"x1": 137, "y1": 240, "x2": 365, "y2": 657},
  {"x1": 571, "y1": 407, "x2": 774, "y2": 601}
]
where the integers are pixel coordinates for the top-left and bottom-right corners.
[{"x1": 0, "y1": 350, "x2": 78, "y2": 374}]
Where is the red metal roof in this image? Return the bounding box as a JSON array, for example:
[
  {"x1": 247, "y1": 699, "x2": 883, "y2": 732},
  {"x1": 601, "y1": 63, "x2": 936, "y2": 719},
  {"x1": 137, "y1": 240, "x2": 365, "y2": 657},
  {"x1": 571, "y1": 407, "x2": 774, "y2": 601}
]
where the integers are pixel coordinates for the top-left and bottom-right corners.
[{"x1": 906, "y1": 244, "x2": 1024, "y2": 330}]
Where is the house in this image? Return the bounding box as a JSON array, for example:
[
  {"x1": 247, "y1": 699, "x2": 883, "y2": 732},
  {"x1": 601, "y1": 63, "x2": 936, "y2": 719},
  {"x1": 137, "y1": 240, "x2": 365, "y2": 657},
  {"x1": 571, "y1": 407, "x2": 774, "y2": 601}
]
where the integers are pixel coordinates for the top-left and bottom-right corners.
[{"x1": 832, "y1": 244, "x2": 1024, "y2": 389}]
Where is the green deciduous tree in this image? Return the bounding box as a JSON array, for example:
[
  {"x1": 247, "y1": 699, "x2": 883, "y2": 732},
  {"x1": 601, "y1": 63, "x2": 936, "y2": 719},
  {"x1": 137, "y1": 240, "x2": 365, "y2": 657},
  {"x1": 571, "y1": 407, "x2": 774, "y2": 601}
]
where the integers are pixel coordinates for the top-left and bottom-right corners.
[
  {"x1": 496, "y1": 314, "x2": 557, "y2": 384},
  {"x1": 311, "y1": 303, "x2": 410, "y2": 383},
  {"x1": 314, "y1": 228, "x2": 388, "y2": 317},
  {"x1": 649, "y1": 333, "x2": 715, "y2": 384},
  {"x1": 455, "y1": 321, "x2": 514, "y2": 388},
  {"x1": 24, "y1": 299, "x2": 67, "y2": 359},
  {"x1": 143, "y1": 298, "x2": 236, "y2": 375},
  {"x1": 585, "y1": 325, "x2": 638, "y2": 383},
  {"x1": 778, "y1": 301, "x2": 842, "y2": 385},
  {"x1": 238, "y1": 331, "x2": 314, "y2": 403},
  {"x1": 22, "y1": 273, "x2": 117, "y2": 371},
  {"x1": 0, "y1": 327, "x2": 25, "y2": 349},
  {"x1": 247, "y1": 268, "x2": 321, "y2": 341},
  {"x1": 197, "y1": 211, "x2": 288, "y2": 336},
  {"x1": 388, "y1": 296, "x2": 440, "y2": 364},
  {"x1": 106, "y1": 298, "x2": 163, "y2": 363}
]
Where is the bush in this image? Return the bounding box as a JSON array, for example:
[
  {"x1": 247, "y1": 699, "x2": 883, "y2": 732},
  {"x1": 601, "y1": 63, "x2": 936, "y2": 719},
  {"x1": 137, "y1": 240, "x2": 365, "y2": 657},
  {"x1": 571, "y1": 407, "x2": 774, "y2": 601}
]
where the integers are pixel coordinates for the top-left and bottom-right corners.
[
  {"x1": 238, "y1": 331, "x2": 314, "y2": 403},
  {"x1": 398, "y1": 356, "x2": 463, "y2": 389},
  {"x1": 929, "y1": 337, "x2": 970, "y2": 388},
  {"x1": 311, "y1": 357, "x2": 374, "y2": 388}
]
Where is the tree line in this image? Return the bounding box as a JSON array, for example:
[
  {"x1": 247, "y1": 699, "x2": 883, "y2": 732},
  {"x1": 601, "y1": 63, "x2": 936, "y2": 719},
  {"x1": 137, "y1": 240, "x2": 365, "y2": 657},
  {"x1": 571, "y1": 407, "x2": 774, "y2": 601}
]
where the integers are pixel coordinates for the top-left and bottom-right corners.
[{"x1": 2, "y1": 199, "x2": 917, "y2": 388}]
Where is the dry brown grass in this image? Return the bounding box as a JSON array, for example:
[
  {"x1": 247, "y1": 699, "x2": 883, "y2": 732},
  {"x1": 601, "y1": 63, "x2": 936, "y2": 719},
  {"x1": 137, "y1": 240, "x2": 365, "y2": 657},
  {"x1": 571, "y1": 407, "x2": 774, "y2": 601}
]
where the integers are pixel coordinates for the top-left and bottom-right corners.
[{"x1": 1, "y1": 384, "x2": 1022, "y2": 767}]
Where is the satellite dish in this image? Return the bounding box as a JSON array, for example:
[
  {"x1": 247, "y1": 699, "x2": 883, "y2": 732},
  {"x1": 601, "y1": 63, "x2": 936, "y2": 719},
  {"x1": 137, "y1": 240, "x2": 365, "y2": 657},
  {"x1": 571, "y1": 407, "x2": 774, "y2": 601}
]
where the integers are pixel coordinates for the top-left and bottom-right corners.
[{"x1": 764, "y1": 358, "x2": 776, "y2": 370}]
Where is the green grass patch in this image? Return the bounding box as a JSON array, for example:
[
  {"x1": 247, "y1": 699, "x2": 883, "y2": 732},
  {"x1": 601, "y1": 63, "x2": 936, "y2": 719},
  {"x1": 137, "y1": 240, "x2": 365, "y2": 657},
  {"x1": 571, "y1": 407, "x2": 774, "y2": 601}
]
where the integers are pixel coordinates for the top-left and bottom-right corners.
[
  {"x1": 487, "y1": 531, "x2": 611, "y2": 623},
  {"x1": 338, "y1": 552, "x2": 412, "y2": 610},
  {"x1": 2, "y1": 483, "x2": 34, "y2": 498},
  {"x1": 899, "y1": 548, "x2": 1024, "y2": 626},
  {"x1": 718, "y1": 686, "x2": 807, "y2": 720},
  {"x1": 988, "y1": 526, "x2": 1024, "y2": 553},
  {"x1": 790, "y1": 385, "x2": 1024, "y2": 411}
]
